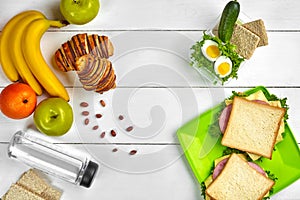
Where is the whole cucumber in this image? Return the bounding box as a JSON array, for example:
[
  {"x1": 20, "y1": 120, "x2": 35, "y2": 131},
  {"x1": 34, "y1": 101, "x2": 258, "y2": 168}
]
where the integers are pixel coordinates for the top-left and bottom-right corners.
[{"x1": 218, "y1": 0, "x2": 240, "y2": 43}]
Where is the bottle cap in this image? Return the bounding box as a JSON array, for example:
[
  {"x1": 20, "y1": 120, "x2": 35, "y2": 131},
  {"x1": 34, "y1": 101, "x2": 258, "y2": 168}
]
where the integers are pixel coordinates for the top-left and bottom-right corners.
[{"x1": 80, "y1": 161, "x2": 99, "y2": 188}]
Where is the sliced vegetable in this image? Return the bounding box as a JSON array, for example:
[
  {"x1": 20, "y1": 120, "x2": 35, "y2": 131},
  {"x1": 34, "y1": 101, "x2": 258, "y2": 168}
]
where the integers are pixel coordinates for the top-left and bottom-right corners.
[{"x1": 218, "y1": 0, "x2": 240, "y2": 42}]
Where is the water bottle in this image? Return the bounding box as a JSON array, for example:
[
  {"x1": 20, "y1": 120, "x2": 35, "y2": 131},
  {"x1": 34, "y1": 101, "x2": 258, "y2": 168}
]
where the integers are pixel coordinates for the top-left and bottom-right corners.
[{"x1": 8, "y1": 130, "x2": 99, "y2": 188}]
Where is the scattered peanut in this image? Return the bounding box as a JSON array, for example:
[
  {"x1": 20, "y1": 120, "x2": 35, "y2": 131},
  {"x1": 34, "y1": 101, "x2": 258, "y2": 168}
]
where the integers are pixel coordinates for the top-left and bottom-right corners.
[
  {"x1": 126, "y1": 126, "x2": 134, "y2": 132},
  {"x1": 95, "y1": 114, "x2": 102, "y2": 118},
  {"x1": 82, "y1": 111, "x2": 89, "y2": 116},
  {"x1": 80, "y1": 102, "x2": 89, "y2": 107},
  {"x1": 110, "y1": 130, "x2": 117, "y2": 137},
  {"x1": 129, "y1": 150, "x2": 137, "y2": 155},
  {"x1": 100, "y1": 100, "x2": 106, "y2": 107},
  {"x1": 100, "y1": 131, "x2": 106, "y2": 138},
  {"x1": 84, "y1": 118, "x2": 89, "y2": 125}
]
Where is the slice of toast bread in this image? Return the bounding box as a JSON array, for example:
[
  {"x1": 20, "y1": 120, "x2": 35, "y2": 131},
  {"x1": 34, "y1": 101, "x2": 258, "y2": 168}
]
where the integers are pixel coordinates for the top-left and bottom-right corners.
[
  {"x1": 221, "y1": 97, "x2": 285, "y2": 159},
  {"x1": 2, "y1": 169, "x2": 62, "y2": 200},
  {"x1": 206, "y1": 153, "x2": 274, "y2": 200},
  {"x1": 242, "y1": 19, "x2": 268, "y2": 47},
  {"x1": 2, "y1": 184, "x2": 45, "y2": 200},
  {"x1": 17, "y1": 169, "x2": 62, "y2": 200},
  {"x1": 17, "y1": 169, "x2": 49, "y2": 195},
  {"x1": 230, "y1": 24, "x2": 260, "y2": 59}
]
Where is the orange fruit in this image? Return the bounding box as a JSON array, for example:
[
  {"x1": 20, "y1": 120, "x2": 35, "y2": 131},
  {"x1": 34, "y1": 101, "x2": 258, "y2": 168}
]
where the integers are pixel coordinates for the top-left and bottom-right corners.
[{"x1": 0, "y1": 83, "x2": 37, "y2": 119}]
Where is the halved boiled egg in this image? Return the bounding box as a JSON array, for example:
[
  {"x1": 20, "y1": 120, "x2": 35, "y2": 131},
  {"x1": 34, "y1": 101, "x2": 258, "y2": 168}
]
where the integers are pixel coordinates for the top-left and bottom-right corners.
[
  {"x1": 214, "y1": 56, "x2": 232, "y2": 78},
  {"x1": 201, "y1": 40, "x2": 221, "y2": 61}
]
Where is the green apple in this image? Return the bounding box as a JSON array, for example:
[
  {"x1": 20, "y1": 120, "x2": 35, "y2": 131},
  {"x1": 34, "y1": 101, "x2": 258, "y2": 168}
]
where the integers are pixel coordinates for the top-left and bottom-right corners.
[
  {"x1": 60, "y1": 0, "x2": 100, "y2": 25},
  {"x1": 33, "y1": 97, "x2": 73, "y2": 136}
]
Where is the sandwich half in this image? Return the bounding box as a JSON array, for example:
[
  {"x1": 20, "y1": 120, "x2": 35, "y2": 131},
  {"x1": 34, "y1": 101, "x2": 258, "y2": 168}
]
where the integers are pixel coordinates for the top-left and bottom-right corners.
[
  {"x1": 221, "y1": 96, "x2": 285, "y2": 159},
  {"x1": 206, "y1": 153, "x2": 274, "y2": 200}
]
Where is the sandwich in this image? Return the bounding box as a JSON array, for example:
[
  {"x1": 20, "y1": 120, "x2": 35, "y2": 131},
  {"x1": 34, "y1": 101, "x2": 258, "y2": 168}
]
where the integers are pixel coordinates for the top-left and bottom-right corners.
[
  {"x1": 205, "y1": 153, "x2": 275, "y2": 200},
  {"x1": 200, "y1": 89, "x2": 288, "y2": 199},
  {"x1": 221, "y1": 96, "x2": 285, "y2": 159},
  {"x1": 218, "y1": 90, "x2": 287, "y2": 160}
]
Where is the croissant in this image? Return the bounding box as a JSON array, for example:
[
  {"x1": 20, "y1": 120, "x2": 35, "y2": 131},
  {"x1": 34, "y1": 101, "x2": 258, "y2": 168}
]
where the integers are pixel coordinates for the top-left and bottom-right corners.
[
  {"x1": 54, "y1": 33, "x2": 116, "y2": 93},
  {"x1": 55, "y1": 33, "x2": 114, "y2": 72},
  {"x1": 75, "y1": 54, "x2": 116, "y2": 93}
]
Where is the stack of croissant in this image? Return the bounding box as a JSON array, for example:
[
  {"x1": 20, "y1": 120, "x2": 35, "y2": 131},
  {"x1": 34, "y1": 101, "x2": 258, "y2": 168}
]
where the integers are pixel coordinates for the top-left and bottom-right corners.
[{"x1": 54, "y1": 33, "x2": 116, "y2": 93}]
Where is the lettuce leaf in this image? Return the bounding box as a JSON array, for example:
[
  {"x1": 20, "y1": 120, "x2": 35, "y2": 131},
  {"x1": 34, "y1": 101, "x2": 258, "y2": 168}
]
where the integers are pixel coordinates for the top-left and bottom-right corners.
[{"x1": 190, "y1": 32, "x2": 244, "y2": 84}]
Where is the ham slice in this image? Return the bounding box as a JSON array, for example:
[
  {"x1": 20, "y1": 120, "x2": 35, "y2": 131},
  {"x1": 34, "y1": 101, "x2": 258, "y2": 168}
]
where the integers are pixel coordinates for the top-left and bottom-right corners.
[
  {"x1": 219, "y1": 104, "x2": 232, "y2": 134},
  {"x1": 213, "y1": 157, "x2": 266, "y2": 180}
]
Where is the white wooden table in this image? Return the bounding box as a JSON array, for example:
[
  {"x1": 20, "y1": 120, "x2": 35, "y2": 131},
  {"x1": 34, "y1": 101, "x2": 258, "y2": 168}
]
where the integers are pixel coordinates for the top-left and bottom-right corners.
[{"x1": 1, "y1": 0, "x2": 299, "y2": 199}]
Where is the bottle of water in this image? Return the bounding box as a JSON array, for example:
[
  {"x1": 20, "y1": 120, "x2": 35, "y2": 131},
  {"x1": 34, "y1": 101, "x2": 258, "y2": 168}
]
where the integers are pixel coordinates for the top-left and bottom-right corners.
[{"x1": 8, "y1": 130, "x2": 99, "y2": 188}]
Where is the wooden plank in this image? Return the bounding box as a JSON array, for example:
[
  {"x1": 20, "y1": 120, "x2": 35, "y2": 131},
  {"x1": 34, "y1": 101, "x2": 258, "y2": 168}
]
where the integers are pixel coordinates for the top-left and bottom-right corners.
[
  {"x1": 0, "y1": 143, "x2": 298, "y2": 199},
  {"x1": 0, "y1": 0, "x2": 300, "y2": 30},
  {"x1": 0, "y1": 88, "x2": 299, "y2": 144},
  {"x1": 1, "y1": 31, "x2": 300, "y2": 87}
]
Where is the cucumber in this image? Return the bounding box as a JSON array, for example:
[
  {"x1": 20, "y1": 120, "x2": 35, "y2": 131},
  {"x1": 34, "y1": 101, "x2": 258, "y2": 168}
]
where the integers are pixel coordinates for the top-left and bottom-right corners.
[{"x1": 218, "y1": 0, "x2": 240, "y2": 43}]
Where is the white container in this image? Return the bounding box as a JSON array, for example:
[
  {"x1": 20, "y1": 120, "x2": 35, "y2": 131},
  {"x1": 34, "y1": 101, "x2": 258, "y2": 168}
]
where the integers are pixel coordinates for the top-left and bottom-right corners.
[{"x1": 190, "y1": 12, "x2": 251, "y2": 85}]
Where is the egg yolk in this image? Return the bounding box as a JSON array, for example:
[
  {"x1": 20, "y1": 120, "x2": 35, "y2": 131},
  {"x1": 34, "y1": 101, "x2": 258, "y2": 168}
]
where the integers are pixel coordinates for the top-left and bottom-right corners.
[
  {"x1": 218, "y1": 62, "x2": 230, "y2": 75},
  {"x1": 206, "y1": 45, "x2": 220, "y2": 59}
]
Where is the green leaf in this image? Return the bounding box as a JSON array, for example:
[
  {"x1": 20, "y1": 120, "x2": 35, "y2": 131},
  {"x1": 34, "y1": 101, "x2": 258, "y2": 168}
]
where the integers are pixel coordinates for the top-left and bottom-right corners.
[{"x1": 200, "y1": 181, "x2": 206, "y2": 199}]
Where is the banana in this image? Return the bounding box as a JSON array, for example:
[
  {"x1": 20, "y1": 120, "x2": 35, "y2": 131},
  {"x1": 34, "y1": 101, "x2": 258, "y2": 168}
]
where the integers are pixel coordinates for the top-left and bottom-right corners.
[
  {"x1": 9, "y1": 11, "x2": 45, "y2": 95},
  {"x1": 0, "y1": 11, "x2": 41, "y2": 81},
  {"x1": 22, "y1": 18, "x2": 70, "y2": 101}
]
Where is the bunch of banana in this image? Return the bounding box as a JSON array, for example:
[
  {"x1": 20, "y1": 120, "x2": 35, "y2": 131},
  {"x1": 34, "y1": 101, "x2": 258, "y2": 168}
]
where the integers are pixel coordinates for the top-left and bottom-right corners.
[{"x1": 0, "y1": 10, "x2": 69, "y2": 101}]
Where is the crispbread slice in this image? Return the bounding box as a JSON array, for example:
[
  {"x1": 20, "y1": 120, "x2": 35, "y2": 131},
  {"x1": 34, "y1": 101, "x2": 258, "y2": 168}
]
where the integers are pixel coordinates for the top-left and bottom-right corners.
[
  {"x1": 2, "y1": 184, "x2": 45, "y2": 200},
  {"x1": 206, "y1": 154, "x2": 274, "y2": 200},
  {"x1": 221, "y1": 97, "x2": 285, "y2": 159},
  {"x1": 41, "y1": 187, "x2": 62, "y2": 200},
  {"x1": 230, "y1": 24, "x2": 260, "y2": 59},
  {"x1": 243, "y1": 19, "x2": 268, "y2": 47},
  {"x1": 17, "y1": 169, "x2": 62, "y2": 200},
  {"x1": 17, "y1": 169, "x2": 49, "y2": 195}
]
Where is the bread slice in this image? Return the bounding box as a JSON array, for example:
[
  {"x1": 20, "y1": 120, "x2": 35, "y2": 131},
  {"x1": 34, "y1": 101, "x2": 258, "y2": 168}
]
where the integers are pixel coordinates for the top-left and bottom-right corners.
[
  {"x1": 243, "y1": 19, "x2": 268, "y2": 47},
  {"x1": 17, "y1": 169, "x2": 62, "y2": 200},
  {"x1": 230, "y1": 24, "x2": 260, "y2": 59},
  {"x1": 17, "y1": 169, "x2": 49, "y2": 195},
  {"x1": 221, "y1": 97, "x2": 285, "y2": 159},
  {"x1": 206, "y1": 153, "x2": 274, "y2": 200},
  {"x1": 2, "y1": 184, "x2": 45, "y2": 200},
  {"x1": 41, "y1": 187, "x2": 62, "y2": 200}
]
